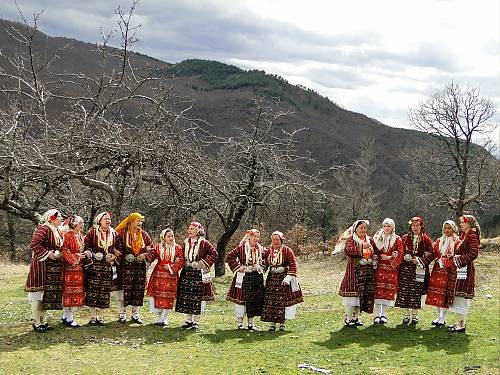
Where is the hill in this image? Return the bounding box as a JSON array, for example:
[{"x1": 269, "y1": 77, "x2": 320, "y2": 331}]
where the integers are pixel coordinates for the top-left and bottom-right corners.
[{"x1": 1, "y1": 18, "x2": 496, "y2": 235}]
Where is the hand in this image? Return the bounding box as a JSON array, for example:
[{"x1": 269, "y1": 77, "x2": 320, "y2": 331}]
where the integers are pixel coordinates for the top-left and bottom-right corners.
[
  {"x1": 136, "y1": 254, "x2": 146, "y2": 262},
  {"x1": 106, "y1": 253, "x2": 116, "y2": 263},
  {"x1": 380, "y1": 254, "x2": 391, "y2": 261},
  {"x1": 237, "y1": 265, "x2": 246, "y2": 272},
  {"x1": 84, "y1": 250, "x2": 92, "y2": 259},
  {"x1": 114, "y1": 250, "x2": 122, "y2": 257},
  {"x1": 191, "y1": 261, "x2": 199, "y2": 269},
  {"x1": 362, "y1": 242, "x2": 371, "y2": 249},
  {"x1": 197, "y1": 261, "x2": 205, "y2": 270},
  {"x1": 47, "y1": 250, "x2": 56, "y2": 260},
  {"x1": 146, "y1": 246, "x2": 153, "y2": 251}
]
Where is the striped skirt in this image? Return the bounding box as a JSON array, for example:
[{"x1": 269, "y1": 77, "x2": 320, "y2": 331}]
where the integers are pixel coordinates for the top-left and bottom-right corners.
[
  {"x1": 261, "y1": 272, "x2": 303, "y2": 323},
  {"x1": 175, "y1": 268, "x2": 203, "y2": 315},
  {"x1": 42, "y1": 259, "x2": 63, "y2": 310},
  {"x1": 84, "y1": 260, "x2": 113, "y2": 308}
]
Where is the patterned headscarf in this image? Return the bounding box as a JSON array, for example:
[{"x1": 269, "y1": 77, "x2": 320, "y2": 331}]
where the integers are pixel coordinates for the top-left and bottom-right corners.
[
  {"x1": 460, "y1": 215, "x2": 481, "y2": 239},
  {"x1": 408, "y1": 216, "x2": 425, "y2": 233},
  {"x1": 189, "y1": 221, "x2": 205, "y2": 237},
  {"x1": 115, "y1": 212, "x2": 145, "y2": 232},
  {"x1": 40, "y1": 209, "x2": 62, "y2": 224}
]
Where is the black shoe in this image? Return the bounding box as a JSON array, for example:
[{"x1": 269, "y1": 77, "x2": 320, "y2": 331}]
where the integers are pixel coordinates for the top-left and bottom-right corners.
[
  {"x1": 188, "y1": 323, "x2": 199, "y2": 330},
  {"x1": 354, "y1": 319, "x2": 364, "y2": 327},
  {"x1": 448, "y1": 324, "x2": 466, "y2": 333},
  {"x1": 96, "y1": 319, "x2": 105, "y2": 326},
  {"x1": 131, "y1": 316, "x2": 143, "y2": 324},
  {"x1": 88, "y1": 319, "x2": 98, "y2": 326},
  {"x1": 411, "y1": 317, "x2": 419, "y2": 324},
  {"x1": 379, "y1": 316, "x2": 388, "y2": 324},
  {"x1": 247, "y1": 325, "x2": 259, "y2": 331},
  {"x1": 41, "y1": 323, "x2": 54, "y2": 331},
  {"x1": 347, "y1": 320, "x2": 357, "y2": 328},
  {"x1": 118, "y1": 317, "x2": 127, "y2": 324},
  {"x1": 67, "y1": 320, "x2": 80, "y2": 328},
  {"x1": 268, "y1": 325, "x2": 277, "y2": 332},
  {"x1": 33, "y1": 324, "x2": 46, "y2": 333},
  {"x1": 181, "y1": 321, "x2": 193, "y2": 329},
  {"x1": 279, "y1": 324, "x2": 286, "y2": 331}
]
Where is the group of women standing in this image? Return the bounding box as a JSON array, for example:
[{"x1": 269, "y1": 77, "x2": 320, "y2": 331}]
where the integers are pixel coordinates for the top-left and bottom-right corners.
[
  {"x1": 24, "y1": 210, "x2": 304, "y2": 333},
  {"x1": 338, "y1": 215, "x2": 480, "y2": 333}
]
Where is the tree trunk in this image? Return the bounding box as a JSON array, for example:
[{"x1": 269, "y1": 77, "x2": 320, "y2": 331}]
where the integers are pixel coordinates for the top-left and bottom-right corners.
[
  {"x1": 215, "y1": 230, "x2": 233, "y2": 277},
  {"x1": 7, "y1": 212, "x2": 16, "y2": 262}
]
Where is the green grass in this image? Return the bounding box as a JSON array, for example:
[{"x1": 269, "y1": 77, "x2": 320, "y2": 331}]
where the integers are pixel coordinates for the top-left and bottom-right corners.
[{"x1": 0, "y1": 255, "x2": 498, "y2": 374}]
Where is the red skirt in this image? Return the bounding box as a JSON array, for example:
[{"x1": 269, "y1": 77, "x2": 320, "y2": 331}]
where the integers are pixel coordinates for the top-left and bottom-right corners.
[
  {"x1": 374, "y1": 264, "x2": 398, "y2": 301},
  {"x1": 146, "y1": 261, "x2": 179, "y2": 309},
  {"x1": 63, "y1": 265, "x2": 85, "y2": 307},
  {"x1": 425, "y1": 262, "x2": 456, "y2": 308}
]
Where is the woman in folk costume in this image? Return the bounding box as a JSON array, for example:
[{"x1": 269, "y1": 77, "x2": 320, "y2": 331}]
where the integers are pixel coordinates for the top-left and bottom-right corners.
[
  {"x1": 146, "y1": 227, "x2": 185, "y2": 327},
  {"x1": 372, "y1": 218, "x2": 404, "y2": 324},
  {"x1": 226, "y1": 229, "x2": 265, "y2": 331},
  {"x1": 395, "y1": 216, "x2": 433, "y2": 324},
  {"x1": 25, "y1": 209, "x2": 64, "y2": 333},
  {"x1": 175, "y1": 222, "x2": 218, "y2": 330},
  {"x1": 447, "y1": 215, "x2": 480, "y2": 333},
  {"x1": 261, "y1": 231, "x2": 303, "y2": 332},
  {"x1": 114, "y1": 212, "x2": 154, "y2": 324},
  {"x1": 338, "y1": 220, "x2": 378, "y2": 327},
  {"x1": 60, "y1": 214, "x2": 87, "y2": 328},
  {"x1": 425, "y1": 220, "x2": 461, "y2": 327},
  {"x1": 83, "y1": 212, "x2": 119, "y2": 325}
]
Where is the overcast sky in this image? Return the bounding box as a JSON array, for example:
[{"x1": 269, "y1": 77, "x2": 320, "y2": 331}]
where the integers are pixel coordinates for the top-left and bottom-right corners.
[{"x1": 2, "y1": 0, "x2": 499, "y2": 144}]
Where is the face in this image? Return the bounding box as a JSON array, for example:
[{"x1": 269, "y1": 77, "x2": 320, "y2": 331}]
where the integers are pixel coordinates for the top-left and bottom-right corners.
[
  {"x1": 130, "y1": 219, "x2": 143, "y2": 231},
  {"x1": 51, "y1": 215, "x2": 63, "y2": 227},
  {"x1": 355, "y1": 223, "x2": 367, "y2": 238},
  {"x1": 459, "y1": 219, "x2": 470, "y2": 232},
  {"x1": 411, "y1": 221, "x2": 421, "y2": 235},
  {"x1": 443, "y1": 224, "x2": 454, "y2": 237},
  {"x1": 382, "y1": 223, "x2": 393, "y2": 235},
  {"x1": 74, "y1": 220, "x2": 84, "y2": 233},
  {"x1": 100, "y1": 214, "x2": 111, "y2": 230},
  {"x1": 187, "y1": 225, "x2": 199, "y2": 238},
  {"x1": 164, "y1": 231, "x2": 175, "y2": 244},
  {"x1": 271, "y1": 234, "x2": 281, "y2": 247},
  {"x1": 248, "y1": 232, "x2": 260, "y2": 247}
]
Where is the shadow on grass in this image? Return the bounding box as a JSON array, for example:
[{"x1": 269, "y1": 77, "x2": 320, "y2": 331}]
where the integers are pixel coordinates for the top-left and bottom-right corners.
[
  {"x1": 316, "y1": 322, "x2": 471, "y2": 354},
  {"x1": 203, "y1": 328, "x2": 290, "y2": 344},
  {"x1": 0, "y1": 320, "x2": 201, "y2": 352}
]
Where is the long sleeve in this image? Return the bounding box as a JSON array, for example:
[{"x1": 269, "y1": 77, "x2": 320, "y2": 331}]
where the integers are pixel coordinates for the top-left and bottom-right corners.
[
  {"x1": 171, "y1": 244, "x2": 185, "y2": 273},
  {"x1": 344, "y1": 237, "x2": 362, "y2": 257},
  {"x1": 284, "y1": 246, "x2": 299, "y2": 276},
  {"x1": 62, "y1": 232, "x2": 80, "y2": 266},
  {"x1": 456, "y1": 233, "x2": 479, "y2": 268},
  {"x1": 199, "y1": 239, "x2": 218, "y2": 268},
  {"x1": 389, "y1": 236, "x2": 404, "y2": 269},
  {"x1": 30, "y1": 225, "x2": 50, "y2": 260},
  {"x1": 226, "y1": 245, "x2": 243, "y2": 272}
]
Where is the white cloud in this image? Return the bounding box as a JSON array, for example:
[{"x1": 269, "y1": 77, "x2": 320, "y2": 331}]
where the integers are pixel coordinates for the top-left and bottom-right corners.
[{"x1": 1, "y1": 0, "x2": 498, "y2": 144}]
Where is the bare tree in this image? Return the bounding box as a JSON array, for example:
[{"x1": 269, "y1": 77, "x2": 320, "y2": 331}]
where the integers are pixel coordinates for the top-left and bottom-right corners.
[
  {"x1": 408, "y1": 82, "x2": 498, "y2": 220},
  {"x1": 333, "y1": 137, "x2": 383, "y2": 230},
  {"x1": 189, "y1": 98, "x2": 327, "y2": 276}
]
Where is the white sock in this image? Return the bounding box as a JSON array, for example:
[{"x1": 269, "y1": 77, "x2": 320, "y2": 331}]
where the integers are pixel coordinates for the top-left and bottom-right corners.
[
  {"x1": 380, "y1": 305, "x2": 388, "y2": 317},
  {"x1": 248, "y1": 317, "x2": 254, "y2": 327},
  {"x1": 185, "y1": 314, "x2": 193, "y2": 323},
  {"x1": 344, "y1": 305, "x2": 354, "y2": 321},
  {"x1": 439, "y1": 308, "x2": 448, "y2": 323},
  {"x1": 31, "y1": 301, "x2": 42, "y2": 325},
  {"x1": 132, "y1": 306, "x2": 140, "y2": 318},
  {"x1": 193, "y1": 314, "x2": 201, "y2": 324}
]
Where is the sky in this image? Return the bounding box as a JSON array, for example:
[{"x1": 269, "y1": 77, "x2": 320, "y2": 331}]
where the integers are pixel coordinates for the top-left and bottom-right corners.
[{"x1": 2, "y1": 0, "x2": 499, "y2": 148}]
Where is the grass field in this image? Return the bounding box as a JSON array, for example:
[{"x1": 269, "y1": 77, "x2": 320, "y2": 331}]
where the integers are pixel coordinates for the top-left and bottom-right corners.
[{"x1": 0, "y1": 253, "x2": 498, "y2": 374}]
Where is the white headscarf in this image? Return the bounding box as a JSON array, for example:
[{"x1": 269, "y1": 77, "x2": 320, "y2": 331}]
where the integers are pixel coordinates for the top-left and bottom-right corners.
[
  {"x1": 373, "y1": 218, "x2": 397, "y2": 251},
  {"x1": 438, "y1": 220, "x2": 459, "y2": 256},
  {"x1": 333, "y1": 220, "x2": 369, "y2": 254}
]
